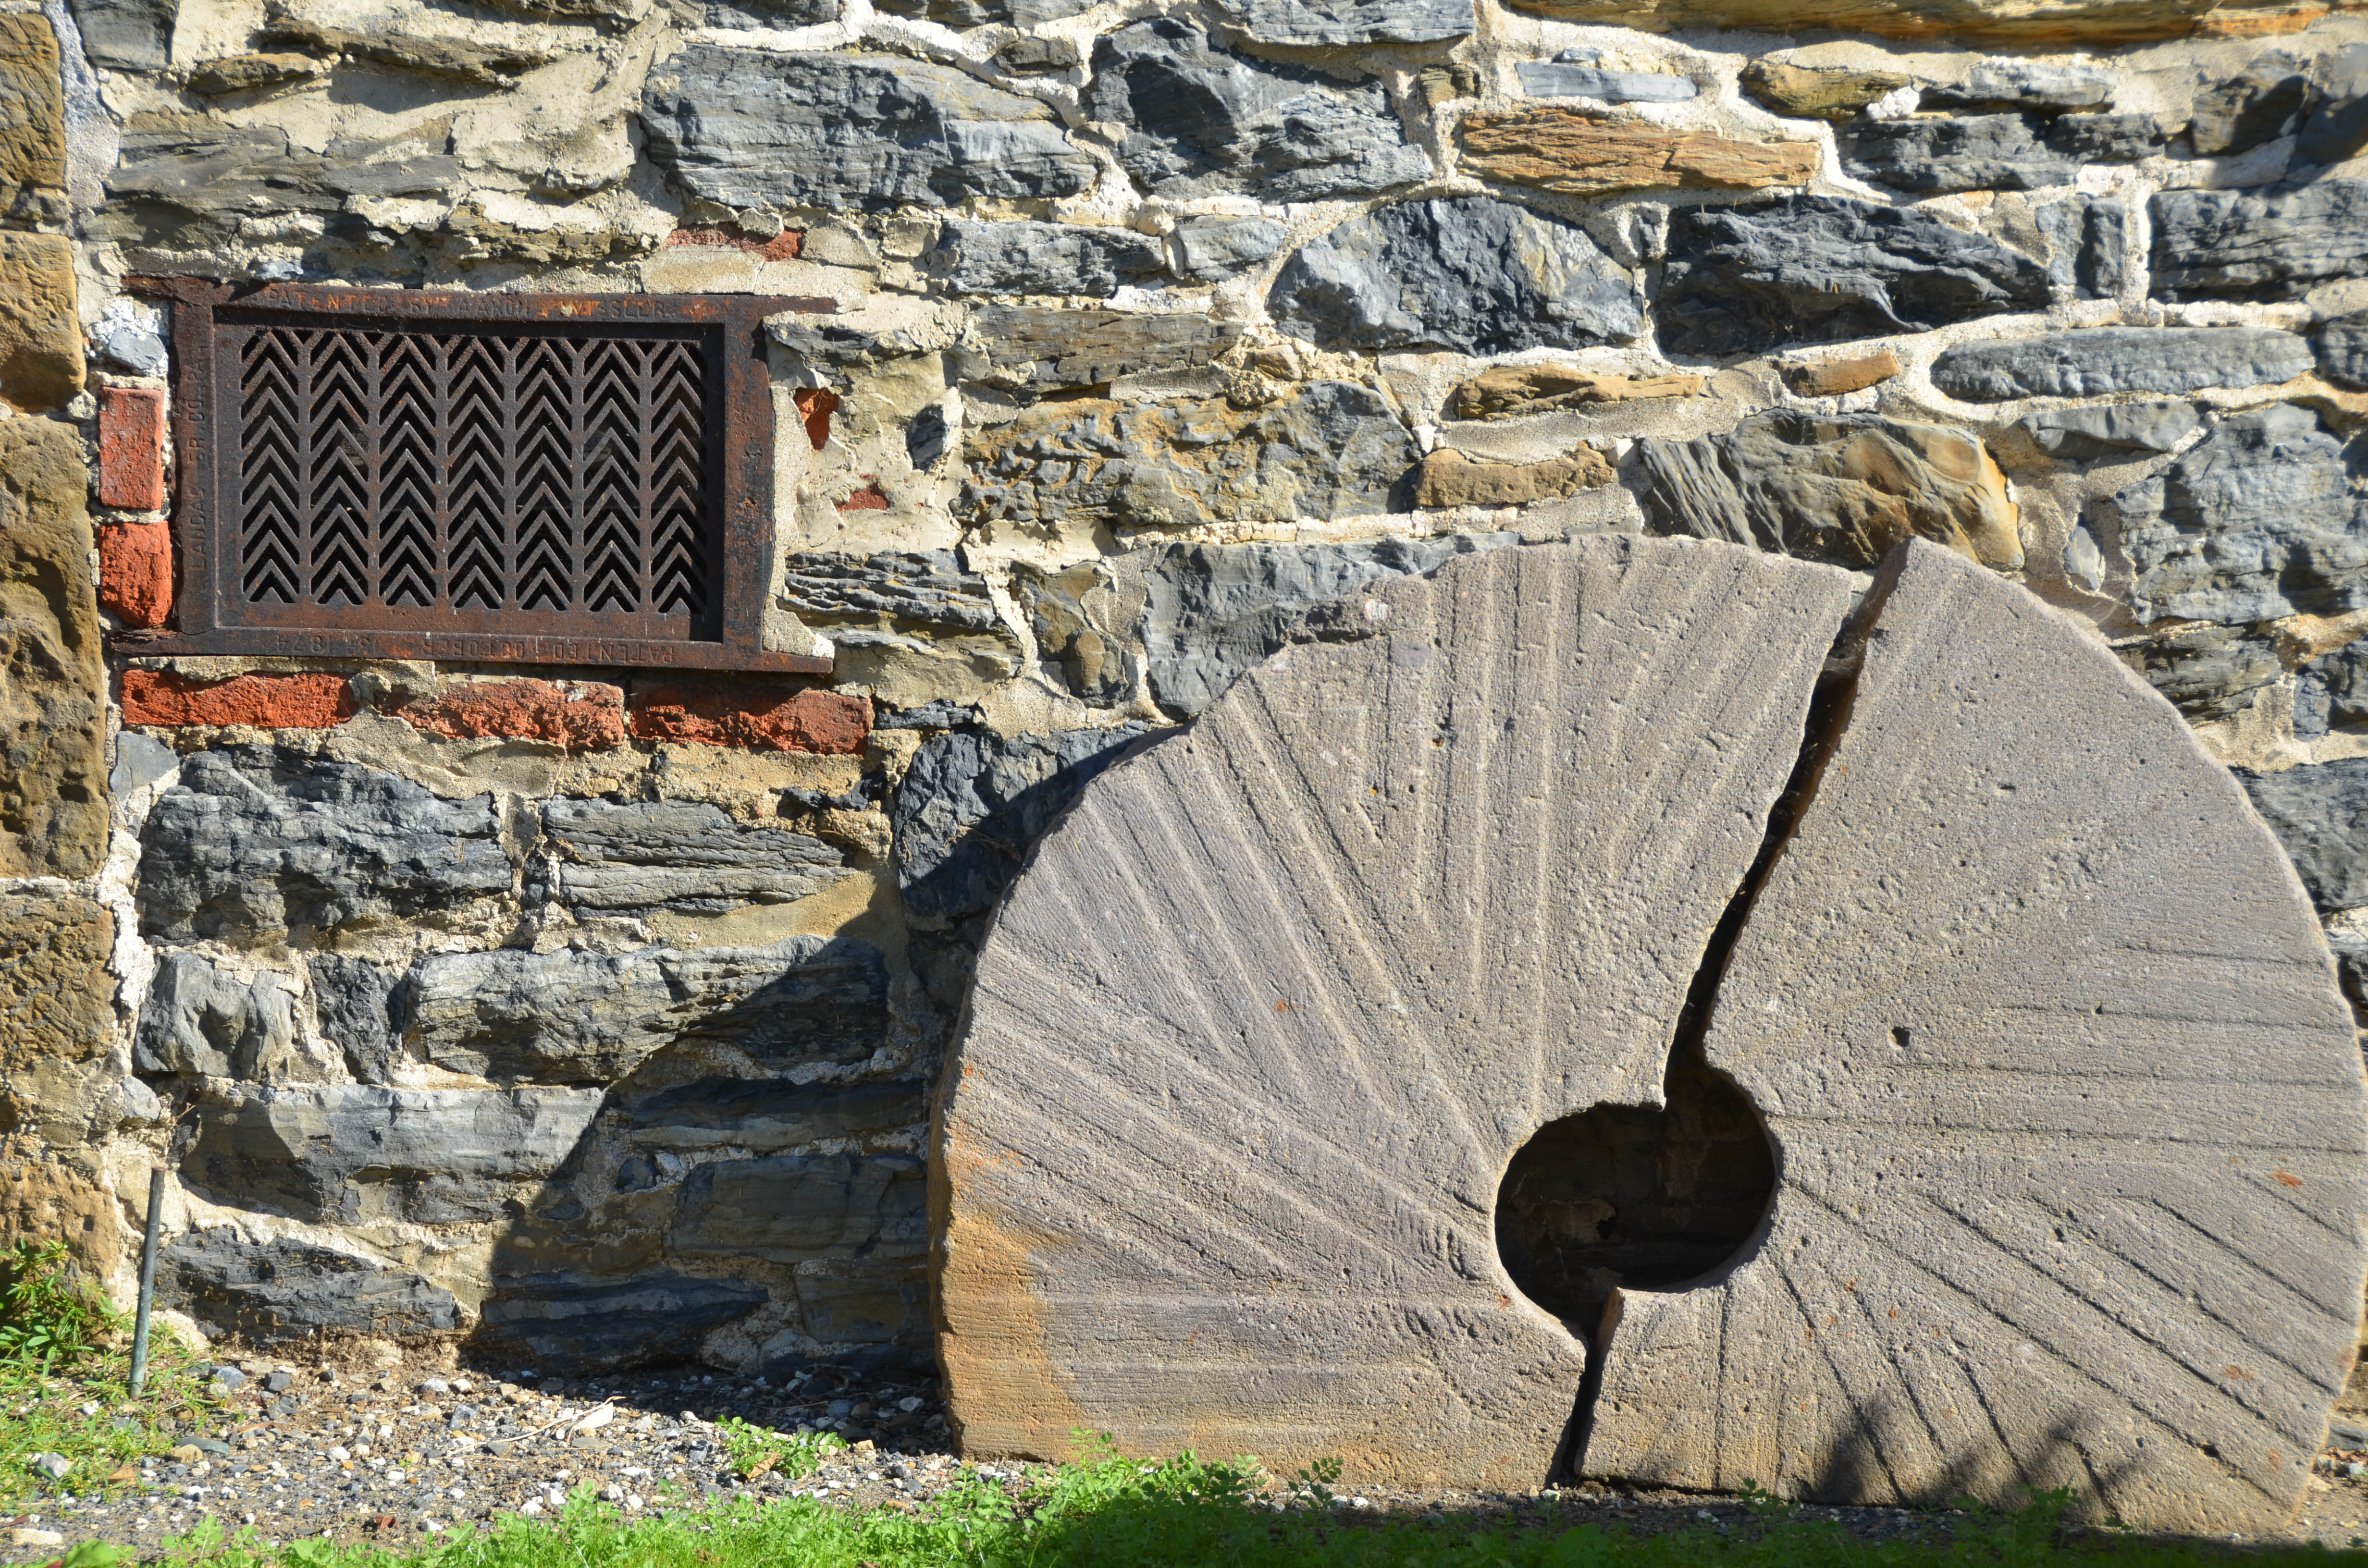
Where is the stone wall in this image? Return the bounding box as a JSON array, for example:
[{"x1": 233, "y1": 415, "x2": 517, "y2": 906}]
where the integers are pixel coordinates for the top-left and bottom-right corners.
[{"x1": 2, "y1": 0, "x2": 2368, "y2": 1388}]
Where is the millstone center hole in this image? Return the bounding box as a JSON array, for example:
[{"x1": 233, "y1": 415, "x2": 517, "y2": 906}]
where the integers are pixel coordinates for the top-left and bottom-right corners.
[{"x1": 1494, "y1": 1066, "x2": 1777, "y2": 1335}]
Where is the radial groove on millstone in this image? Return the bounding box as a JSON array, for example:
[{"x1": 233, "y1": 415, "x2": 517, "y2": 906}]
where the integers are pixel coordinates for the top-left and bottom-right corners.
[
  {"x1": 935, "y1": 537, "x2": 1858, "y2": 1487},
  {"x1": 1584, "y1": 540, "x2": 2368, "y2": 1534}
]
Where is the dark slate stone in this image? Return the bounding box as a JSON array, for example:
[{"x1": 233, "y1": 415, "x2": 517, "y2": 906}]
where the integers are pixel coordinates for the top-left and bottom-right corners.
[
  {"x1": 307, "y1": 954, "x2": 403, "y2": 1086},
  {"x1": 134, "y1": 951, "x2": 296, "y2": 1080},
  {"x1": 703, "y1": 0, "x2": 839, "y2": 25},
  {"x1": 179, "y1": 1084, "x2": 603, "y2": 1225},
  {"x1": 137, "y1": 750, "x2": 510, "y2": 944},
  {"x1": 673, "y1": 1152, "x2": 927, "y2": 1264},
  {"x1": 2192, "y1": 51, "x2": 2317, "y2": 157},
  {"x1": 870, "y1": 0, "x2": 1002, "y2": 24},
  {"x1": 160, "y1": 1228, "x2": 460, "y2": 1342},
  {"x1": 1172, "y1": 216, "x2": 1289, "y2": 282},
  {"x1": 928, "y1": 220, "x2": 1168, "y2": 298},
  {"x1": 474, "y1": 1271, "x2": 769, "y2": 1372},
  {"x1": 2019, "y1": 401, "x2": 2199, "y2": 462},
  {"x1": 400, "y1": 935, "x2": 889, "y2": 1082},
  {"x1": 1837, "y1": 114, "x2": 2077, "y2": 194},
  {"x1": 907, "y1": 403, "x2": 952, "y2": 471},
  {"x1": 1087, "y1": 21, "x2": 1431, "y2": 204},
  {"x1": 1141, "y1": 533, "x2": 1518, "y2": 716},
  {"x1": 964, "y1": 307, "x2": 1245, "y2": 394},
  {"x1": 893, "y1": 725, "x2": 1151, "y2": 923},
  {"x1": 876, "y1": 700, "x2": 983, "y2": 731},
  {"x1": 1656, "y1": 195, "x2": 2050, "y2": 358},
  {"x1": 786, "y1": 1264, "x2": 926, "y2": 1363},
  {"x1": 639, "y1": 49, "x2": 1093, "y2": 214},
  {"x1": 1921, "y1": 61, "x2": 2115, "y2": 114},
  {"x1": 67, "y1": 0, "x2": 175, "y2": 70},
  {"x1": 2039, "y1": 196, "x2": 2125, "y2": 299},
  {"x1": 2110, "y1": 403, "x2": 2368, "y2": 625},
  {"x1": 537, "y1": 800, "x2": 845, "y2": 917},
  {"x1": 1268, "y1": 196, "x2": 1641, "y2": 356},
  {"x1": 2319, "y1": 310, "x2": 2368, "y2": 391},
  {"x1": 2150, "y1": 180, "x2": 2368, "y2": 300},
  {"x1": 2328, "y1": 928, "x2": 2368, "y2": 1025},
  {"x1": 777, "y1": 549, "x2": 1004, "y2": 637},
  {"x1": 2297, "y1": 640, "x2": 2368, "y2": 738},
  {"x1": 2116, "y1": 623, "x2": 2284, "y2": 722},
  {"x1": 1207, "y1": 0, "x2": 1470, "y2": 44},
  {"x1": 2238, "y1": 758, "x2": 2368, "y2": 912},
  {"x1": 2045, "y1": 111, "x2": 2182, "y2": 162},
  {"x1": 624, "y1": 1078, "x2": 925, "y2": 1153},
  {"x1": 1930, "y1": 327, "x2": 2313, "y2": 401},
  {"x1": 1515, "y1": 62, "x2": 1696, "y2": 101},
  {"x1": 2297, "y1": 44, "x2": 2368, "y2": 168}
]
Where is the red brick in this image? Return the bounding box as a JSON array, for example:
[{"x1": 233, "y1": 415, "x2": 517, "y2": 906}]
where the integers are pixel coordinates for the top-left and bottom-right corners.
[
  {"x1": 122, "y1": 670, "x2": 357, "y2": 729},
  {"x1": 97, "y1": 519, "x2": 172, "y2": 628},
  {"x1": 837, "y1": 483, "x2": 889, "y2": 512},
  {"x1": 96, "y1": 386, "x2": 166, "y2": 512},
  {"x1": 792, "y1": 388, "x2": 838, "y2": 453},
  {"x1": 389, "y1": 679, "x2": 627, "y2": 750},
  {"x1": 663, "y1": 224, "x2": 802, "y2": 261},
  {"x1": 629, "y1": 683, "x2": 870, "y2": 754}
]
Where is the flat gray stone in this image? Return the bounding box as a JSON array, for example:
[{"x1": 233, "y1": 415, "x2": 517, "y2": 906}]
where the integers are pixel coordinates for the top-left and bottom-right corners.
[
  {"x1": 179, "y1": 1084, "x2": 603, "y2": 1225},
  {"x1": 2150, "y1": 180, "x2": 2368, "y2": 301},
  {"x1": 2037, "y1": 195, "x2": 2126, "y2": 299},
  {"x1": 1587, "y1": 539, "x2": 2366, "y2": 1535},
  {"x1": 1269, "y1": 196, "x2": 1642, "y2": 355},
  {"x1": 939, "y1": 536, "x2": 1859, "y2": 1485},
  {"x1": 307, "y1": 954, "x2": 403, "y2": 1086},
  {"x1": 2297, "y1": 44, "x2": 2368, "y2": 168},
  {"x1": 892, "y1": 725, "x2": 1149, "y2": 924},
  {"x1": 475, "y1": 1270, "x2": 769, "y2": 1373},
  {"x1": 965, "y1": 307, "x2": 1245, "y2": 395},
  {"x1": 1635, "y1": 414, "x2": 2023, "y2": 571},
  {"x1": 2297, "y1": 641, "x2": 2368, "y2": 738},
  {"x1": 1838, "y1": 113, "x2": 2077, "y2": 194},
  {"x1": 137, "y1": 750, "x2": 511, "y2": 944},
  {"x1": 2241, "y1": 759, "x2": 2368, "y2": 911},
  {"x1": 2110, "y1": 403, "x2": 2368, "y2": 624},
  {"x1": 2319, "y1": 310, "x2": 2368, "y2": 390},
  {"x1": 2044, "y1": 111, "x2": 2181, "y2": 162},
  {"x1": 109, "y1": 731, "x2": 176, "y2": 796},
  {"x1": 1930, "y1": 328, "x2": 2312, "y2": 401},
  {"x1": 160, "y1": 1228, "x2": 459, "y2": 1342},
  {"x1": 1140, "y1": 533, "x2": 1518, "y2": 715},
  {"x1": 2116, "y1": 622, "x2": 2283, "y2": 721},
  {"x1": 673, "y1": 1152, "x2": 926, "y2": 1264},
  {"x1": 1088, "y1": 21, "x2": 1431, "y2": 203},
  {"x1": 623, "y1": 1078, "x2": 924, "y2": 1154},
  {"x1": 67, "y1": 0, "x2": 174, "y2": 69},
  {"x1": 1657, "y1": 195, "x2": 2050, "y2": 357},
  {"x1": 134, "y1": 951, "x2": 297, "y2": 1080},
  {"x1": 1172, "y1": 217, "x2": 1288, "y2": 282},
  {"x1": 1923, "y1": 61, "x2": 2115, "y2": 113},
  {"x1": 1517, "y1": 62, "x2": 1696, "y2": 101},
  {"x1": 640, "y1": 49, "x2": 1094, "y2": 213},
  {"x1": 538, "y1": 799, "x2": 850, "y2": 915},
  {"x1": 1206, "y1": 0, "x2": 1470, "y2": 44},
  {"x1": 928, "y1": 220, "x2": 1169, "y2": 298},
  {"x1": 2192, "y1": 50, "x2": 2315, "y2": 156},
  {"x1": 2020, "y1": 401, "x2": 2199, "y2": 462}
]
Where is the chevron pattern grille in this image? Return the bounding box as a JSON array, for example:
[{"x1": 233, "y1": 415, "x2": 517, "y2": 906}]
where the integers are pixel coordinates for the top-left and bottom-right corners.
[{"x1": 228, "y1": 322, "x2": 720, "y2": 637}]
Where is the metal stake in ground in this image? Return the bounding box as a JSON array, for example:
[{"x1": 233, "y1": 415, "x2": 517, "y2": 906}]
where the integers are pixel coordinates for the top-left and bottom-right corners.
[{"x1": 128, "y1": 1169, "x2": 164, "y2": 1397}]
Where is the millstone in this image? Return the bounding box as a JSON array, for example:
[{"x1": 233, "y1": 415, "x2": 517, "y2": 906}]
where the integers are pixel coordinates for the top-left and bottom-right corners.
[{"x1": 934, "y1": 536, "x2": 2368, "y2": 1531}]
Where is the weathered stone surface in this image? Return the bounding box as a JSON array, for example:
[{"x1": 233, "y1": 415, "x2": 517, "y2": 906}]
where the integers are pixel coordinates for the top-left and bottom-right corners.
[
  {"x1": 1140, "y1": 533, "x2": 1517, "y2": 714},
  {"x1": 2239, "y1": 759, "x2": 2368, "y2": 911},
  {"x1": 1740, "y1": 61, "x2": 1908, "y2": 121},
  {"x1": 0, "y1": 1160, "x2": 123, "y2": 1276},
  {"x1": 1459, "y1": 108, "x2": 1815, "y2": 199},
  {"x1": 2150, "y1": 181, "x2": 2368, "y2": 300},
  {"x1": 775, "y1": 551, "x2": 1022, "y2": 698},
  {"x1": 893, "y1": 725, "x2": 1150, "y2": 924},
  {"x1": 0, "y1": 234, "x2": 82, "y2": 414},
  {"x1": 1088, "y1": 22, "x2": 1431, "y2": 203},
  {"x1": 1781, "y1": 348, "x2": 1901, "y2": 397},
  {"x1": 1413, "y1": 448, "x2": 1613, "y2": 509},
  {"x1": 1270, "y1": 197, "x2": 1641, "y2": 356},
  {"x1": 965, "y1": 308, "x2": 1245, "y2": 394},
  {"x1": 1206, "y1": 0, "x2": 1471, "y2": 44},
  {"x1": 928, "y1": 221, "x2": 1169, "y2": 299},
  {"x1": 138, "y1": 750, "x2": 510, "y2": 943},
  {"x1": 2021, "y1": 400, "x2": 2200, "y2": 461},
  {"x1": 1491, "y1": 0, "x2": 2348, "y2": 45},
  {"x1": 474, "y1": 1270, "x2": 768, "y2": 1371},
  {"x1": 2297, "y1": 44, "x2": 2368, "y2": 167},
  {"x1": 2045, "y1": 111, "x2": 2181, "y2": 161},
  {"x1": 1922, "y1": 60, "x2": 2115, "y2": 112},
  {"x1": 1838, "y1": 114, "x2": 2077, "y2": 194},
  {"x1": 161, "y1": 1229, "x2": 461, "y2": 1342},
  {"x1": 673, "y1": 1152, "x2": 925, "y2": 1264},
  {"x1": 1015, "y1": 561, "x2": 1137, "y2": 705},
  {"x1": 1516, "y1": 63, "x2": 1696, "y2": 102},
  {"x1": 624, "y1": 1077, "x2": 924, "y2": 1154},
  {"x1": 257, "y1": 14, "x2": 555, "y2": 86},
  {"x1": 307, "y1": 954, "x2": 403, "y2": 1086},
  {"x1": 640, "y1": 49, "x2": 1094, "y2": 214},
  {"x1": 97, "y1": 116, "x2": 347, "y2": 252},
  {"x1": 962, "y1": 381, "x2": 1421, "y2": 533},
  {"x1": 2320, "y1": 310, "x2": 2368, "y2": 389},
  {"x1": 1172, "y1": 217, "x2": 1288, "y2": 282},
  {"x1": 180, "y1": 1085, "x2": 603, "y2": 1225},
  {"x1": 0, "y1": 420, "x2": 103, "y2": 882},
  {"x1": 2193, "y1": 50, "x2": 2316, "y2": 155},
  {"x1": 135, "y1": 952, "x2": 299, "y2": 1081},
  {"x1": 2110, "y1": 404, "x2": 2367, "y2": 624},
  {"x1": 183, "y1": 51, "x2": 332, "y2": 96},
  {"x1": 1581, "y1": 539, "x2": 2366, "y2": 1534},
  {"x1": 0, "y1": 894, "x2": 114, "y2": 1143},
  {"x1": 0, "y1": 16, "x2": 66, "y2": 218},
  {"x1": 2038, "y1": 195, "x2": 2127, "y2": 299},
  {"x1": 940, "y1": 537, "x2": 1857, "y2": 1482},
  {"x1": 2296, "y1": 640, "x2": 2368, "y2": 737},
  {"x1": 2118, "y1": 622, "x2": 2283, "y2": 721},
  {"x1": 401, "y1": 935, "x2": 889, "y2": 1083},
  {"x1": 68, "y1": 0, "x2": 174, "y2": 70},
  {"x1": 1638, "y1": 415, "x2": 2023, "y2": 571},
  {"x1": 1657, "y1": 196, "x2": 2051, "y2": 357},
  {"x1": 1448, "y1": 367, "x2": 1705, "y2": 420},
  {"x1": 1932, "y1": 327, "x2": 2311, "y2": 401},
  {"x1": 538, "y1": 799, "x2": 850, "y2": 916}
]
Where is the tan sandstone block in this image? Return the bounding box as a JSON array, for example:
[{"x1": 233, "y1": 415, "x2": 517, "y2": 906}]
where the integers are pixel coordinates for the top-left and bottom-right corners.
[
  {"x1": 1449, "y1": 366, "x2": 1708, "y2": 421},
  {"x1": 0, "y1": 418, "x2": 107, "y2": 879},
  {"x1": 1413, "y1": 446, "x2": 1615, "y2": 508},
  {"x1": 0, "y1": 893, "x2": 119, "y2": 1147},
  {"x1": 1460, "y1": 109, "x2": 1818, "y2": 199},
  {"x1": 0, "y1": 1156, "x2": 125, "y2": 1277},
  {"x1": 0, "y1": 233, "x2": 83, "y2": 413},
  {"x1": 0, "y1": 16, "x2": 67, "y2": 204},
  {"x1": 1782, "y1": 347, "x2": 1905, "y2": 397},
  {"x1": 1740, "y1": 61, "x2": 1912, "y2": 121}
]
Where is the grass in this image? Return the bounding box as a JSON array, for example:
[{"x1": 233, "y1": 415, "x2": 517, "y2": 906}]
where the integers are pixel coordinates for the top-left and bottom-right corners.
[{"x1": 0, "y1": 1240, "x2": 218, "y2": 1502}]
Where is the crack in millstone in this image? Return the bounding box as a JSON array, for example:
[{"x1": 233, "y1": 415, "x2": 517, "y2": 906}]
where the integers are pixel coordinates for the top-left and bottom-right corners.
[{"x1": 1549, "y1": 580, "x2": 1890, "y2": 1485}]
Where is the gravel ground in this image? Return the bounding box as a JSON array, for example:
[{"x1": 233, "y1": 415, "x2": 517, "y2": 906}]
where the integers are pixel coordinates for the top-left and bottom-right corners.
[{"x1": 4, "y1": 1350, "x2": 2368, "y2": 1558}]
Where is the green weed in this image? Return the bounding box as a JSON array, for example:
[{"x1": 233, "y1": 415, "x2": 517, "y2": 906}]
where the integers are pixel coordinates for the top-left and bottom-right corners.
[{"x1": 710, "y1": 1416, "x2": 844, "y2": 1481}]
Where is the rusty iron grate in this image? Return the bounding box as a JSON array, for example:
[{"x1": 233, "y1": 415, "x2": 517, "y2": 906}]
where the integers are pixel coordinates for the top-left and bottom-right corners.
[{"x1": 123, "y1": 282, "x2": 832, "y2": 674}]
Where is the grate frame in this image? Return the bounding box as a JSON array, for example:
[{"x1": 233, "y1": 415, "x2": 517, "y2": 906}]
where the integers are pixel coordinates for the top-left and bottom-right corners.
[{"x1": 121, "y1": 281, "x2": 833, "y2": 674}]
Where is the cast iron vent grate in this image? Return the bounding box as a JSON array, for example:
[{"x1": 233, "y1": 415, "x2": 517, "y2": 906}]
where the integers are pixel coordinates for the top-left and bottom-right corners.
[{"x1": 126, "y1": 282, "x2": 832, "y2": 674}]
